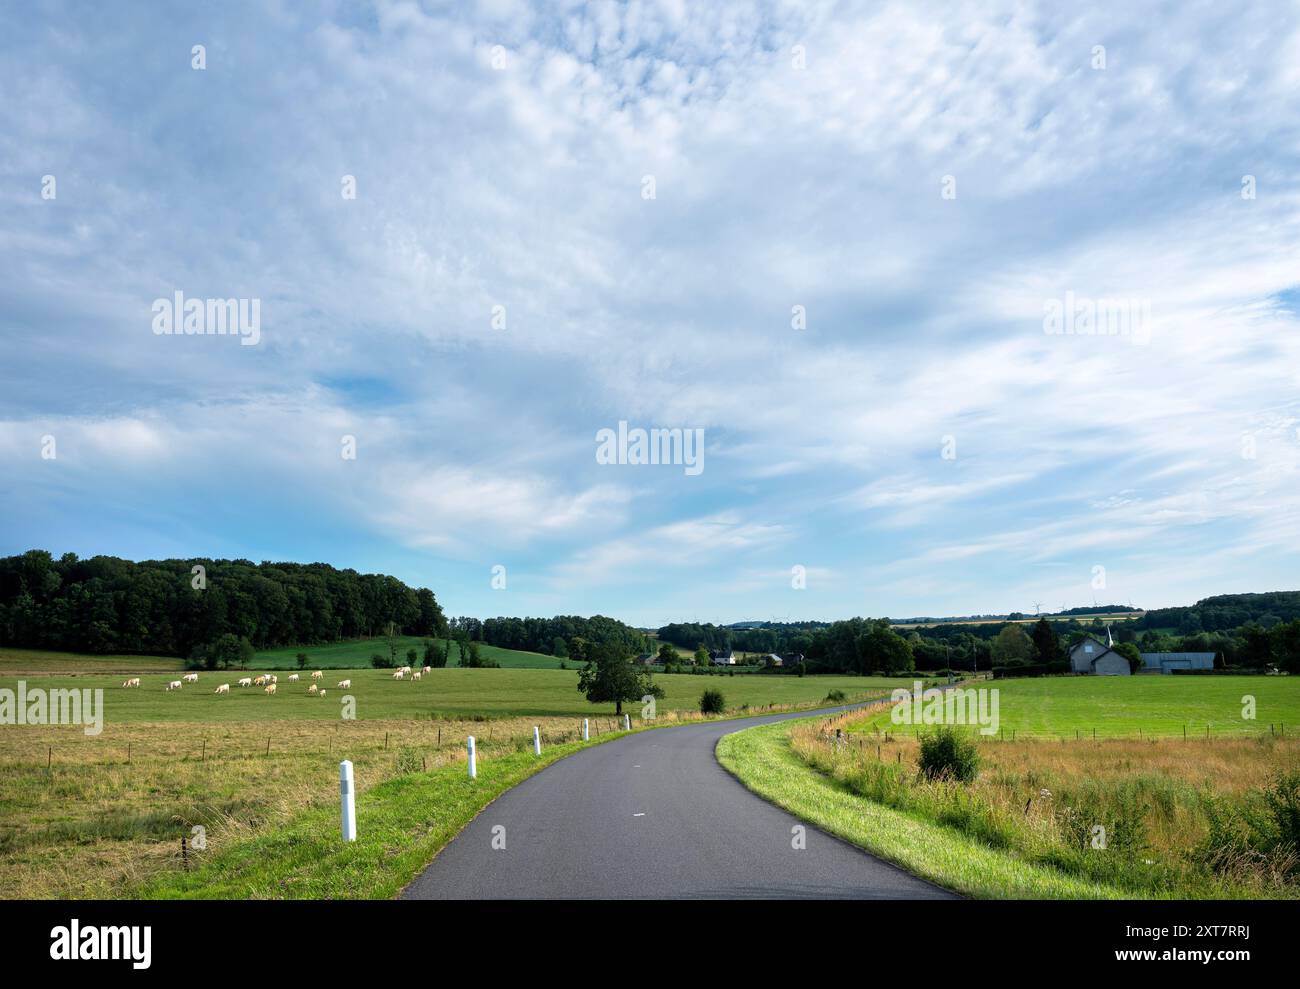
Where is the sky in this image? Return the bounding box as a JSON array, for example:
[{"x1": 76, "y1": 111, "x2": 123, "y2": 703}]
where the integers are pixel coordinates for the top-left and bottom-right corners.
[{"x1": 1, "y1": 0, "x2": 1299, "y2": 628}]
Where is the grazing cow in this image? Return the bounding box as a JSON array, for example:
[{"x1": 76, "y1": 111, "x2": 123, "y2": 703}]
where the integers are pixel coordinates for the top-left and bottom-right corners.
[
  {"x1": 182, "y1": 673, "x2": 199, "y2": 683},
  {"x1": 264, "y1": 683, "x2": 277, "y2": 695},
  {"x1": 397, "y1": 665, "x2": 412, "y2": 675},
  {"x1": 237, "y1": 677, "x2": 253, "y2": 687},
  {"x1": 393, "y1": 670, "x2": 406, "y2": 680},
  {"x1": 121, "y1": 677, "x2": 141, "y2": 688},
  {"x1": 214, "y1": 683, "x2": 230, "y2": 694},
  {"x1": 310, "y1": 670, "x2": 323, "y2": 680},
  {"x1": 287, "y1": 673, "x2": 299, "y2": 682},
  {"x1": 166, "y1": 680, "x2": 183, "y2": 691},
  {"x1": 268, "y1": 674, "x2": 278, "y2": 683},
  {"x1": 422, "y1": 666, "x2": 432, "y2": 675},
  {"x1": 307, "y1": 683, "x2": 318, "y2": 695},
  {"x1": 337, "y1": 679, "x2": 351, "y2": 689},
  {"x1": 412, "y1": 671, "x2": 422, "y2": 681},
  {"x1": 319, "y1": 690, "x2": 326, "y2": 698},
  {"x1": 253, "y1": 675, "x2": 268, "y2": 686}
]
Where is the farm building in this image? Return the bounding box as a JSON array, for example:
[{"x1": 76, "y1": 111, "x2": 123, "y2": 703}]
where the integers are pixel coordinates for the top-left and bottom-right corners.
[
  {"x1": 710, "y1": 649, "x2": 736, "y2": 666},
  {"x1": 1067, "y1": 633, "x2": 1130, "y2": 676},
  {"x1": 1138, "y1": 651, "x2": 1216, "y2": 674}
]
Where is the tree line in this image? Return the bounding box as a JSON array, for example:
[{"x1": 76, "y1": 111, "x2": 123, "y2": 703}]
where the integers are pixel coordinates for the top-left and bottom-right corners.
[
  {"x1": 450, "y1": 614, "x2": 649, "y2": 659},
  {"x1": 0, "y1": 550, "x2": 447, "y2": 658}
]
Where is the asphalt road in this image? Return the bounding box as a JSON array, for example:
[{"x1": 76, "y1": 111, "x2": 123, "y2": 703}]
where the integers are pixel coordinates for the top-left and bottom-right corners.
[{"x1": 402, "y1": 704, "x2": 958, "y2": 900}]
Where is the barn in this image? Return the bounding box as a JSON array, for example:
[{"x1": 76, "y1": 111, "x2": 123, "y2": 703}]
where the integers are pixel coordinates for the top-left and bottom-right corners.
[{"x1": 1138, "y1": 651, "x2": 1216, "y2": 675}]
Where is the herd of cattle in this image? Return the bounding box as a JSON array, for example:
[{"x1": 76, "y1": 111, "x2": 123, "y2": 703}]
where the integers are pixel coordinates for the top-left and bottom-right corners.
[{"x1": 120, "y1": 665, "x2": 435, "y2": 696}]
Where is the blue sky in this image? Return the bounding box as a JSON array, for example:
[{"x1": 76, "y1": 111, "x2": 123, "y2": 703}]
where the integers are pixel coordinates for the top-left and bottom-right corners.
[{"x1": 2, "y1": 1, "x2": 1299, "y2": 628}]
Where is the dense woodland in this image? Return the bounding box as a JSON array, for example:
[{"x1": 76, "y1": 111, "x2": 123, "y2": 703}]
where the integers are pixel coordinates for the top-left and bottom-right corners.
[
  {"x1": 2, "y1": 549, "x2": 1297, "y2": 675},
  {"x1": 0, "y1": 550, "x2": 446, "y2": 658}
]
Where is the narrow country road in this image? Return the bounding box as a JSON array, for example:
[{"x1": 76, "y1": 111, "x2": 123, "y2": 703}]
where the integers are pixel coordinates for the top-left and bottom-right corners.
[{"x1": 402, "y1": 703, "x2": 958, "y2": 900}]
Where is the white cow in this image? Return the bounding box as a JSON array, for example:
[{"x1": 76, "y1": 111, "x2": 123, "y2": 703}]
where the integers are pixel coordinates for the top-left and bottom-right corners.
[
  {"x1": 214, "y1": 683, "x2": 230, "y2": 694},
  {"x1": 182, "y1": 673, "x2": 199, "y2": 683},
  {"x1": 412, "y1": 671, "x2": 422, "y2": 681},
  {"x1": 268, "y1": 674, "x2": 278, "y2": 684},
  {"x1": 392, "y1": 670, "x2": 406, "y2": 680},
  {"x1": 237, "y1": 677, "x2": 253, "y2": 687},
  {"x1": 287, "y1": 673, "x2": 300, "y2": 682},
  {"x1": 253, "y1": 675, "x2": 268, "y2": 686},
  {"x1": 318, "y1": 689, "x2": 326, "y2": 698},
  {"x1": 422, "y1": 666, "x2": 432, "y2": 675},
  {"x1": 264, "y1": 683, "x2": 277, "y2": 695},
  {"x1": 165, "y1": 680, "x2": 183, "y2": 691},
  {"x1": 307, "y1": 684, "x2": 318, "y2": 695},
  {"x1": 121, "y1": 677, "x2": 141, "y2": 688},
  {"x1": 397, "y1": 665, "x2": 412, "y2": 675},
  {"x1": 310, "y1": 670, "x2": 323, "y2": 680},
  {"x1": 337, "y1": 679, "x2": 351, "y2": 689}
]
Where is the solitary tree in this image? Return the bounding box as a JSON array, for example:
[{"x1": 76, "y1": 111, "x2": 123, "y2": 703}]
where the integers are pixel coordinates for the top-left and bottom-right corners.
[
  {"x1": 656, "y1": 642, "x2": 677, "y2": 665},
  {"x1": 577, "y1": 640, "x2": 664, "y2": 715},
  {"x1": 991, "y1": 624, "x2": 1035, "y2": 666},
  {"x1": 693, "y1": 646, "x2": 709, "y2": 665}
]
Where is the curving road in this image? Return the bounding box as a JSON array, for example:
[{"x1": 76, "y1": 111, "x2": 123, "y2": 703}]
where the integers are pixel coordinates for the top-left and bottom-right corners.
[{"x1": 402, "y1": 705, "x2": 957, "y2": 900}]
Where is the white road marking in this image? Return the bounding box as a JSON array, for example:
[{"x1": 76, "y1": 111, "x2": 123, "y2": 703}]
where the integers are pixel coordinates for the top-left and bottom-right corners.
[{"x1": 633, "y1": 812, "x2": 646, "y2": 817}]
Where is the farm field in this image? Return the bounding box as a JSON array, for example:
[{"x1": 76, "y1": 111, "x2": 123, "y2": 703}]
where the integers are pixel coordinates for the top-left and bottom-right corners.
[
  {"x1": 0, "y1": 656, "x2": 914, "y2": 899},
  {"x1": 253, "y1": 636, "x2": 561, "y2": 670},
  {"x1": 722, "y1": 698, "x2": 1300, "y2": 899},
  {"x1": 0, "y1": 648, "x2": 182, "y2": 675},
  {"x1": 0, "y1": 666, "x2": 908, "y2": 724},
  {"x1": 849, "y1": 675, "x2": 1300, "y2": 738}
]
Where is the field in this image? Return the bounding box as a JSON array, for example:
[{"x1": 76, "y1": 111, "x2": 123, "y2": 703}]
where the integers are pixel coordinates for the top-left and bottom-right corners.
[
  {"x1": 720, "y1": 676, "x2": 1300, "y2": 899},
  {"x1": 252, "y1": 637, "x2": 561, "y2": 670},
  {"x1": 850, "y1": 675, "x2": 1300, "y2": 738},
  {"x1": 0, "y1": 650, "x2": 917, "y2": 898}
]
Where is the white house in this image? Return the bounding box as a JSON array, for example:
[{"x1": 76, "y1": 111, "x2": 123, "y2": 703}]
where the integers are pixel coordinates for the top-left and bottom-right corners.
[
  {"x1": 1067, "y1": 631, "x2": 1130, "y2": 676},
  {"x1": 710, "y1": 649, "x2": 736, "y2": 666}
]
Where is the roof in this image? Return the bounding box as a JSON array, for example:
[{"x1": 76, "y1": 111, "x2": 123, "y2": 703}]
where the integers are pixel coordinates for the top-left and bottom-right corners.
[{"x1": 1139, "y1": 652, "x2": 1215, "y2": 669}]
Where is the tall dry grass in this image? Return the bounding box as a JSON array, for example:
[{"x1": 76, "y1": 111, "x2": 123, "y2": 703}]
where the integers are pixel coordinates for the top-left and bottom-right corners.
[{"x1": 791, "y1": 706, "x2": 1300, "y2": 898}]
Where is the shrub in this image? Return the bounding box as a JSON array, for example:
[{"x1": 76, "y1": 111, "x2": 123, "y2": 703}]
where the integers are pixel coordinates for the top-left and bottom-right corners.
[
  {"x1": 918, "y1": 727, "x2": 980, "y2": 783},
  {"x1": 295, "y1": 652, "x2": 309, "y2": 669},
  {"x1": 371, "y1": 652, "x2": 391, "y2": 669},
  {"x1": 699, "y1": 689, "x2": 726, "y2": 715},
  {"x1": 825, "y1": 689, "x2": 847, "y2": 703}
]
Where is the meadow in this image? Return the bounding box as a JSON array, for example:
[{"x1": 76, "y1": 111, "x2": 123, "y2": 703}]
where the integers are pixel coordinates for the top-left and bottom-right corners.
[
  {"x1": 252, "y1": 637, "x2": 561, "y2": 670},
  {"x1": 850, "y1": 674, "x2": 1300, "y2": 738},
  {"x1": 0, "y1": 650, "x2": 916, "y2": 898},
  {"x1": 720, "y1": 676, "x2": 1300, "y2": 899}
]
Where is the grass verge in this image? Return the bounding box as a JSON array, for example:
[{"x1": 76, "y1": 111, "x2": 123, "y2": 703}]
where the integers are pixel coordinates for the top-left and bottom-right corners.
[
  {"x1": 130, "y1": 734, "x2": 605, "y2": 899},
  {"x1": 716, "y1": 719, "x2": 1130, "y2": 899}
]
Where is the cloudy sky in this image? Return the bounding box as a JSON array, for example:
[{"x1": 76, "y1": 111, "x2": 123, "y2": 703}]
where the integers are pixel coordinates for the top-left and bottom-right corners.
[{"x1": 2, "y1": 0, "x2": 1298, "y2": 627}]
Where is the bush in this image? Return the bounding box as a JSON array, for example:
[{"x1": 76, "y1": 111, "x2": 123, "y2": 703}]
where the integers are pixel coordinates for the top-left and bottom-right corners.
[
  {"x1": 918, "y1": 727, "x2": 980, "y2": 783},
  {"x1": 295, "y1": 652, "x2": 309, "y2": 669},
  {"x1": 699, "y1": 689, "x2": 726, "y2": 715},
  {"x1": 824, "y1": 689, "x2": 847, "y2": 703},
  {"x1": 371, "y1": 652, "x2": 391, "y2": 669}
]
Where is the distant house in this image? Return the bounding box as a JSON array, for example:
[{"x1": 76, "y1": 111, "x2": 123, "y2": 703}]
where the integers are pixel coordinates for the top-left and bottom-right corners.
[
  {"x1": 1139, "y1": 652, "x2": 1216, "y2": 675},
  {"x1": 634, "y1": 652, "x2": 656, "y2": 666},
  {"x1": 780, "y1": 653, "x2": 805, "y2": 669},
  {"x1": 1067, "y1": 632, "x2": 1130, "y2": 676},
  {"x1": 765, "y1": 653, "x2": 784, "y2": 667},
  {"x1": 710, "y1": 649, "x2": 736, "y2": 666}
]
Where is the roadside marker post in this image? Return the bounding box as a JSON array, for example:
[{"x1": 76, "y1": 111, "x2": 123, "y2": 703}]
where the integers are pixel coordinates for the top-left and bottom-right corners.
[
  {"x1": 533, "y1": 725, "x2": 541, "y2": 755},
  {"x1": 467, "y1": 736, "x2": 477, "y2": 779},
  {"x1": 582, "y1": 718, "x2": 589, "y2": 742},
  {"x1": 623, "y1": 713, "x2": 631, "y2": 731},
  {"x1": 339, "y1": 760, "x2": 357, "y2": 842}
]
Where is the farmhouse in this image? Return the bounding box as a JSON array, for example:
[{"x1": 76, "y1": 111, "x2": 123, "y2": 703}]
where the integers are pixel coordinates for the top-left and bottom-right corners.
[
  {"x1": 710, "y1": 649, "x2": 736, "y2": 666},
  {"x1": 1067, "y1": 633, "x2": 1130, "y2": 676},
  {"x1": 1138, "y1": 651, "x2": 1216, "y2": 675}
]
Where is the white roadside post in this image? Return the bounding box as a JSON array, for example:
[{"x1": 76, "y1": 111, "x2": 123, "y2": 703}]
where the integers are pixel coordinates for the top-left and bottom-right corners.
[
  {"x1": 582, "y1": 718, "x2": 589, "y2": 742},
  {"x1": 623, "y1": 713, "x2": 630, "y2": 731},
  {"x1": 533, "y1": 725, "x2": 541, "y2": 755},
  {"x1": 339, "y1": 760, "x2": 357, "y2": 842},
  {"x1": 467, "y1": 736, "x2": 477, "y2": 779}
]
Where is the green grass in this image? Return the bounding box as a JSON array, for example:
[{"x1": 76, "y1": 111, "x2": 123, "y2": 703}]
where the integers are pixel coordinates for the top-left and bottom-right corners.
[
  {"x1": 129, "y1": 733, "x2": 616, "y2": 899},
  {"x1": 254, "y1": 636, "x2": 561, "y2": 669},
  {"x1": 849, "y1": 675, "x2": 1300, "y2": 738},
  {"x1": 0, "y1": 664, "x2": 918, "y2": 723},
  {"x1": 716, "y1": 719, "x2": 1126, "y2": 899},
  {"x1": 0, "y1": 648, "x2": 182, "y2": 675}
]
